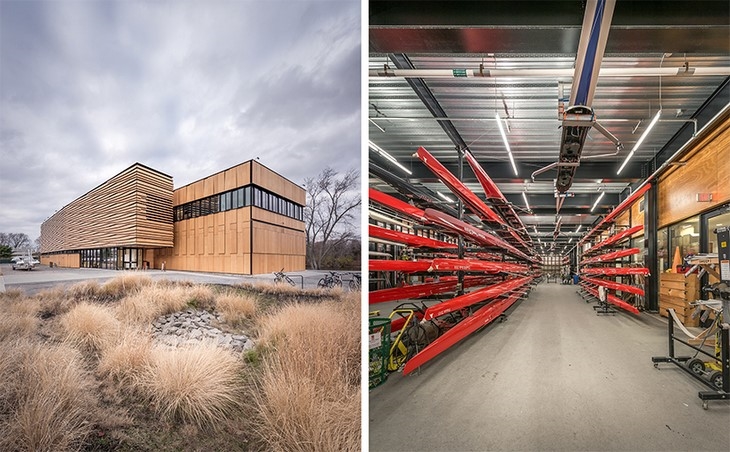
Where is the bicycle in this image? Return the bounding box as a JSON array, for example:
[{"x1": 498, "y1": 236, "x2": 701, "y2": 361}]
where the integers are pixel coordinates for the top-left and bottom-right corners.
[
  {"x1": 317, "y1": 271, "x2": 343, "y2": 289},
  {"x1": 273, "y1": 268, "x2": 296, "y2": 287},
  {"x1": 348, "y1": 273, "x2": 361, "y2": 291}
]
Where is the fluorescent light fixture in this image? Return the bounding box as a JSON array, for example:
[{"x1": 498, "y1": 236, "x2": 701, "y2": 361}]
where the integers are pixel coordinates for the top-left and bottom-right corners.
[
  {"x1": 575, "y1": 225, "x2": 582, "y2": 233},
  {"x1": 590, "y1": 192, "x2": 605, "y2": 212},
  {"x1": 522, "y1": 192, "x2": 530, "y2": 211},
  {"x1": 617, "y1": 110, "x2": 661, "y2": 175},
  {"x1": 495, "y1": 114, "x2": 518, "y2": 176},
  {"x1": 369, "y1": 118, "x2": 385, "y2": 133},
  {"x1": 437, "y1": 191, "x2": 454, "y2": 203},
  {"x1": 368, "y1": 140, "x2": 412, "y2": 175}
]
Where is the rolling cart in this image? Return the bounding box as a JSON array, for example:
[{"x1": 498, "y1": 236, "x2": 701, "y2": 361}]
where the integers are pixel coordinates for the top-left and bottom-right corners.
[{"x1": 652, "y1": 226, "x2": 730, "y2": 409}]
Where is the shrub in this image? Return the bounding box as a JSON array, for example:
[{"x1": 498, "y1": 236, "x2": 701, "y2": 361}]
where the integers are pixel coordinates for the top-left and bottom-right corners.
[
  {"x1": 217, "y1": 293, "x2": 257, "y2": 327},
  {"x1": 62, "y1": 302, "x2": 121, "y2": 354},
  {"x1": 137, "y1": 342, "x2": 244, "y2": 429},
  {"x1": 0, "y1": 340, "x2": 94, "y2": 452},
  {"x1": 254, "y1": 299, "x2": 360, "y2": 450}
]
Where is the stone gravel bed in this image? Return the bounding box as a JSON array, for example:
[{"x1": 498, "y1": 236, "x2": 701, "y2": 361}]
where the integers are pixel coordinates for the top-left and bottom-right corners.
[{"x1": 151, "y1": 308, "x2": 254, "y2": 352}]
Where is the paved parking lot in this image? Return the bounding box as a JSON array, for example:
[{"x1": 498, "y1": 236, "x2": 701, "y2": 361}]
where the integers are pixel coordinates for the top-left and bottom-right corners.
[{"x1": 0, "y1": 264, "x2": 360, "y2": 295}]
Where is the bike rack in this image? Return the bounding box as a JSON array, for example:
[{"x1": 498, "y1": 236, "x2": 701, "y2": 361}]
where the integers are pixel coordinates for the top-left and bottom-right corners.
[{"x1": 288, "y1": 274, "x2": 304, "y2": 289}]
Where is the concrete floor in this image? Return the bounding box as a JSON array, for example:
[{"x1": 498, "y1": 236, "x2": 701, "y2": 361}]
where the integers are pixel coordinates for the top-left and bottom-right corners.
[{"x1": 369, "y1": 282, "x2": 730, "y2": 451}]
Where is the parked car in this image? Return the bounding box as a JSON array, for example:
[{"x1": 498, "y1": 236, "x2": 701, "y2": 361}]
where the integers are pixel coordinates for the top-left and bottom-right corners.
[{"x1": 11, "y1": 253, "x2": 39, "y2": 271}]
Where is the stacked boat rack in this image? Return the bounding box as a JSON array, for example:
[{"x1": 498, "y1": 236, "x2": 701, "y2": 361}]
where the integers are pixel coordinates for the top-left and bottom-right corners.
[
  {"x1": 369, "y1": 147, "x2": 539, "y2": 377},
  {"x1": 576, "y1": 185, "x2": 650, "y2": 316}
]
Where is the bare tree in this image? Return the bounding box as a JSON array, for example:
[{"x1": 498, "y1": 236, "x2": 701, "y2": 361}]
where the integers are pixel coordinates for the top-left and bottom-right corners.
[
  {"x1": 0, "y1": 232, "x2": 31, "y2": 250},
  {"x1": 304, "y1": 167, "x2": 361, "y2": 270}
]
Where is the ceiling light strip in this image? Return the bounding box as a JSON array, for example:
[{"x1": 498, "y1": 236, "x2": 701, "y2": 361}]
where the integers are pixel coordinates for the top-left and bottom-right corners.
[
  {"x1": 368, "y1": 140, "x2": 412, "y2": 175},
  {"x1": 495, "y1": 114, "x2": 518, "y2": 176},
  {"x1": 617, "y1": 110, "x2": 661, "y2": 175},
  {"x1": 522, "y1": 192, "x2": 530, "y2": 211},
  {"x1": 590, "y1": 192, "x2": 605, "y2": 212}
]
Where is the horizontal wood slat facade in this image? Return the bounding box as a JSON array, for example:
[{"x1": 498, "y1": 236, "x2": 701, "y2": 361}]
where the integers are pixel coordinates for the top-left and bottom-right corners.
[
  {"x1": 40, "y1": 160, "x2": 304, "y2": 275},
  {"x1": 40, "y1": 164, "x2": 174, "y2": 254},
  {"x1": 658, "y1": 113, "x2": 730, "y2": 228}
]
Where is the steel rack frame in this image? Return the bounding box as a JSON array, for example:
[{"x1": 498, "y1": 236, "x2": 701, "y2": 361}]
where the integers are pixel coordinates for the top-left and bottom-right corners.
[{"x1": 651, "y1": 308, "x2": 729, "y2": 409}]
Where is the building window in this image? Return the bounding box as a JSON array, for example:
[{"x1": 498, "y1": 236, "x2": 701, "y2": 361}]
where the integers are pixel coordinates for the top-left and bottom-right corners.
[{"x1": 174, "y1": 184, "x2": 303, "y2": 223}]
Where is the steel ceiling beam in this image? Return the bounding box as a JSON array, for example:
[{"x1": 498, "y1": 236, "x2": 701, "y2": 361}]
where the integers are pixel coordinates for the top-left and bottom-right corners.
[
  {"x1": 388, "y1": 53, "x2": 469, "y2": 152},
  {"x1": 370, "y1": 1, "x2": 730, "y2": 54},
  {"x1": 400, "y1": 160, "x2": 643, "y2": 181}
]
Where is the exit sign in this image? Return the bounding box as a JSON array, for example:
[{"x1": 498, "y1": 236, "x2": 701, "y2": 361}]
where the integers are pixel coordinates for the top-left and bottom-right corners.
[{"x1": 696, "y1": 193, "x2": 713, "y2": 202}]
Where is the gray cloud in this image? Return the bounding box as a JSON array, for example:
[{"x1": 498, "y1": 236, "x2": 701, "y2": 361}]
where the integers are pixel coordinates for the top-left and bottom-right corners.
[{"x1": 0, "y1": 0, "x2": 361, "y2": 241}]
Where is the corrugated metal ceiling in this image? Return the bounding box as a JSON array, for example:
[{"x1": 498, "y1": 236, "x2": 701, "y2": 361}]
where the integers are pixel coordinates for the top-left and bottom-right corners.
[{"x1": 368, "y1": 1, "x2": 730, "y2": 250}]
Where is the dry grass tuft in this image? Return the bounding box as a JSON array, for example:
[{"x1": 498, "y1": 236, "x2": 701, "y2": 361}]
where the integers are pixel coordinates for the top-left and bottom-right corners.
[
  {"x1": 0, "y1": 288, "x2": 25, "y2": 301},
  {"x1": 100, "y1": 272, "x2": 152, "y2": 299},
  {"x1": 216, "y1": 293, "x2": 257, "y2": 327},
  {"x1": 62, "y1": 302, "x2": 121, "y2": 354},
  {"x1": 98, "y1": 327, "x2": 153, "y2": 386},
  {"x1": 0, "y1": 314, "x2": 39, "y2": 342},
  {"x1": 68, "y1": 279, "x2": 102, "y2": 300},
  {"x1": 1, "y1": 297, "x2": 41, "y2": 317},
  {"x1": 117, "y1": 284, "x2": 188, "y2": 324},
  {"x1": 186, "y1": 285, "x2": 216, "y2": 310},
  {"x1": 0, "y1": 340, "x2": 95, "y2": 452},
  {"x1": 254, "y1": 298, "x2": 360, "y2": 450},
  {"x1": 137, "y1": 342, "x2": 244, "y2": 429}
]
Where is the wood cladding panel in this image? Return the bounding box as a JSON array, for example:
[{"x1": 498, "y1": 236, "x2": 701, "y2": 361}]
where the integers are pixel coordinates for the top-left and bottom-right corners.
[
  {"x1": 41, "y1": 253, "x2": 80, "y2": 268},
  {"x1": 165, "y1": 208, "x2": 303, "y2": 274},
  {"x1": 252, "y1": 207, "x2": 305, "y2": 231},
  {"x1": 658, "y1": 114, "x2": 730, "y2": 228},
  {"x1": 251, "y1": 161, "x2": 306, "y2": 205},
  {"x1": 41, "y1": 164, "x2": 173, "y2": 254},
  {"x1": 252, "y1": 222, "x2": 306, "y2": 256}
]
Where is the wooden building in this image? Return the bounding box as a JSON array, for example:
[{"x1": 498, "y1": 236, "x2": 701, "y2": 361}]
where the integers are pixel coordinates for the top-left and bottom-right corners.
[{"x1": 40, "y1": 160, "x2": 306, "y2": 274}]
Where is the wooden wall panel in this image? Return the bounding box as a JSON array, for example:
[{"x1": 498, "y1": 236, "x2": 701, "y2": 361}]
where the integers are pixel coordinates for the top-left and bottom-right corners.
[
  {"x1": 40, "y1": 164, "x2": 174, "y2": 254},
  {"x1": 252, "y1": 161, "x2": 306, "y2": 205},
  {"x1": 165, "y1": 161, "x2": 304, "y2": 275},
  {"x1": 631, "y1": 195, "x2": 645, "y2": 232},
  {"x1": 252, "y1": 208, "x2": 305, "y2": 231},
  {"x1": 658, "y1": 114, "x2": 730, "y2": 227},
  {"x1": 41, "y1": 253, "x2": 80, "y2": 268},
  {"x1": 251, "y1": 221, "x2": 306, "y2": 274}
]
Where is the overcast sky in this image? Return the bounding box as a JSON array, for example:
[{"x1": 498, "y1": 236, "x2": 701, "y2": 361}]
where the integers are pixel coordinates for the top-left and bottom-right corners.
[{"x1": 0, "y1": 0, "x2": 360, "y2": 242}]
